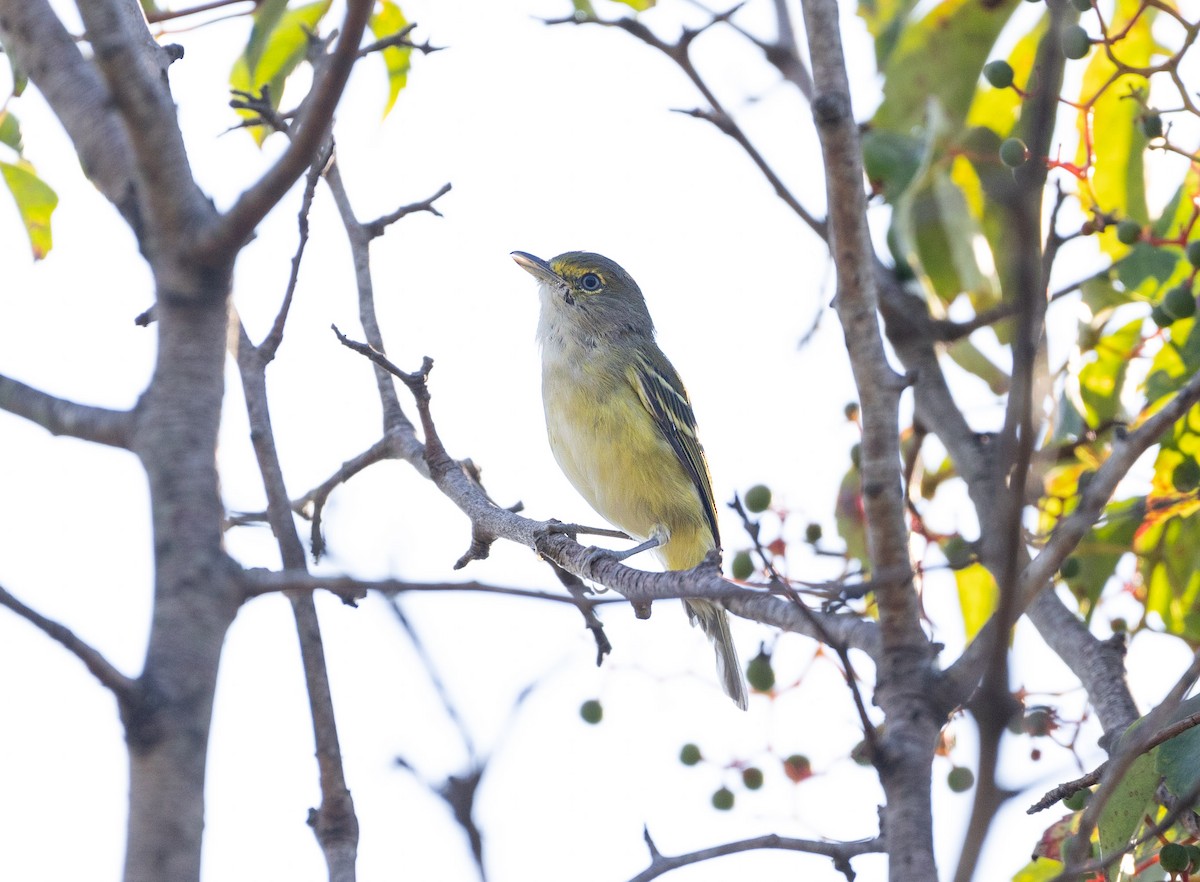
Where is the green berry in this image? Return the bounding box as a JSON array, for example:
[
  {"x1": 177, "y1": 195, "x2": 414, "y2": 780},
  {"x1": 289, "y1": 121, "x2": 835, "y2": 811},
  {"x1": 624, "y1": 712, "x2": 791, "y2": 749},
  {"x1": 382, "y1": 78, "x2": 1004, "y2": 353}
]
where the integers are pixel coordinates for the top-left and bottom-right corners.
[
  {"x1": 1062, "y1": 25, "x2": 1091, "y2": 59},
  {"x1": 741, "y1": 767, "x2": 764, "y2": 790},
  {"x1": 1023, "y1": 708, "x2": 1055, "y2": 737},
  {"x1": 1151, "y1": 303, "x2": 1174, "y2": 328},
  {"x1": 1159, "y1": 842, "x2": 1189, "y2": 873},
  {"x1": 1006, "y1": 710, "x2": 1026, "y2": 735},
  {"x1": 942, "y1": 535, "x2": 972, "y2": 569},
  {"x1": 1186, "y1": 240, "x2": 1200, "y2": 267},
  {"x1": 1115, "y1": 219, "x2": 1142, "y2": 245},
  {"x1": 1139, "y1": 112, "x2": 1163, "y2": 139},
  {"x1": 1060, "y1": 556, "x2": 1081, "y2": 580},
  {"x1": 1109, "y1": 617, "x2": 1128, "y2": 633},
  {"x1": 947, "y1": 766, "x2": 975, "y2": 792},
  {"x1": 1070, "y1": 0, "x2": 1091, "y2": 10},
  {"x1": 746, "y1": 649, "x2": 776, "y2": 693},
  {"x1": 731, "y1": 550, "x2": 754, "y2": 581},
  {"x1": 579, "y1": 699, "x2": 603, "y2": 724},
  {"x1": 1163, "y1": 283, "x2": 1196, "y2": 320},
  {"x1": 982, "y1": 60, "x2": 1015, "y2": 89},
  {"x1": 1187, "y1": 844, "x2": 1200, "y2": 868},
  {"x1": 744, "y1": 484, "x2": 772, "y2": 513},
  {"x1": 805, "y1": 522, "x2": 823, "y2": 544},
  {"x1": 711, "y1": 786, "x2": 735, "y2": 810},
  {"x1": 850, "y1": 740, "x2": 872, "y2": 766},
  {"x1": 1063, "y1": 788, "x2": 1090, "y2": 811},
  {"x1": 679, "y1": 743, "x2": 702, "y2": 766},
  {"x1": 1172, "y1": 458, "x2": 1200, "y2": 493},
  {"x1": 999, "y1": 137, "x2": 1029, "y2": 168}
]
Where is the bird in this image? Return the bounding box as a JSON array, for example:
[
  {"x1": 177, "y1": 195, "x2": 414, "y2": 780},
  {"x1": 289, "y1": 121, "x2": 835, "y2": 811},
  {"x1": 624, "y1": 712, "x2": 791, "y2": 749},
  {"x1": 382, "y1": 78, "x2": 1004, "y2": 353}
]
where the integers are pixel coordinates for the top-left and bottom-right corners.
[{"x1": 512, "y1": 250, "x2": 748, "y2": 710}]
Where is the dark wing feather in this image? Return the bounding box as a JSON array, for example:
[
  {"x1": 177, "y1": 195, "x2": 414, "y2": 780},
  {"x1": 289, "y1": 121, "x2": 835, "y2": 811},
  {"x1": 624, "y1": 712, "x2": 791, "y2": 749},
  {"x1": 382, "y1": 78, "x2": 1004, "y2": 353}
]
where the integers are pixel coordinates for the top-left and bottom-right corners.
[{"x1": 629, "y1": 348, "x2": 721, "y2": 547}]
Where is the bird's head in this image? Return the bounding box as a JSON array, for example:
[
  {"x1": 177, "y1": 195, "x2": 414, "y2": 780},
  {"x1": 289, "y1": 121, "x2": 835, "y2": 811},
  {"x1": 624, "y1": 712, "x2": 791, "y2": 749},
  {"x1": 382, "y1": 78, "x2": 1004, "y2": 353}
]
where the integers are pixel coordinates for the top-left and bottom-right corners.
[{"x1": 512, "y1": 250, "x2": 655, "y2": 342}]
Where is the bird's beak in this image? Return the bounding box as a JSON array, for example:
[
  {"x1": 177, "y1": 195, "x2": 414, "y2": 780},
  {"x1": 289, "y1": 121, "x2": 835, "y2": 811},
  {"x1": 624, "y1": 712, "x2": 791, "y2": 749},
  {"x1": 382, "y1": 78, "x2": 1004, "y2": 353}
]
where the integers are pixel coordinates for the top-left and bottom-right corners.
[{"x1": 511, "y1": 251, "x2": 561, "y2": 286}]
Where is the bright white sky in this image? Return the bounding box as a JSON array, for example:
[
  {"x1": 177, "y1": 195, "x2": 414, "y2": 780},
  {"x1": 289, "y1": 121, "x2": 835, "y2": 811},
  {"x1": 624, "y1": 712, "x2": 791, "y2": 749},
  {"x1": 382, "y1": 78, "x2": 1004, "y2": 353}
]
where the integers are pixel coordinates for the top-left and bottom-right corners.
[{"x1": 2, "y1": 1, "x2": 1194, "y2": 881}]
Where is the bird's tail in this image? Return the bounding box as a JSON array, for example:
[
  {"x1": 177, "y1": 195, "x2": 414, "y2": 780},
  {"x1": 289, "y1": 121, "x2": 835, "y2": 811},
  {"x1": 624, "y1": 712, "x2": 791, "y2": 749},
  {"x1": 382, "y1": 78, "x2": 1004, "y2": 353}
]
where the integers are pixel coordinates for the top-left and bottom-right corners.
[{"x1": 685, "y1": 599, "x2": 748, "y2": 710}]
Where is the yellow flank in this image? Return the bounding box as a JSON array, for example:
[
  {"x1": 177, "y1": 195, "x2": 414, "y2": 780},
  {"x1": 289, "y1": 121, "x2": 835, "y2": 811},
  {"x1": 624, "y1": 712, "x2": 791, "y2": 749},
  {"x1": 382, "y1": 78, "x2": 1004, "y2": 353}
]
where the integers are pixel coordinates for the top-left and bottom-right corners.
[{"x1": 542, "y1": 358, "x2": 714, "y2": 570}]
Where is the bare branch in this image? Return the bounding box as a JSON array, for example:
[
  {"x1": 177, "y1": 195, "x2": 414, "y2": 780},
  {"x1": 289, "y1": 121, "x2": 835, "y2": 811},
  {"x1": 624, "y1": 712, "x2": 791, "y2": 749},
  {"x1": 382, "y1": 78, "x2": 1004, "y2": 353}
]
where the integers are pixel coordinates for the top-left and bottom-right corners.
[
  {"x1": 241, "y1": 568, "x2": 626, "y2": 608},
  {"x1": 199, "y1": 0, "x2": 374, "y2": 259},
  {"x1": 546, "y1": 11, "x2": 826, "y2": 239},
  {"x1": 328, "y1": 328, "x2": 882, "y2": 657},
  {"x1": 0, "y1": 581, "x2": 137, "y2": 701},
  {"x1": 323, "y1": 160, "x2": 429, "y2": 449},
  {"x1": 259, "y1": 144, "x2": 330, "y2": 362},
  {"x1": 364, "y1": 182, "x2": 453, "y2": 239},
  {"x1": 626, "y1": 831, "x2": 884, "y2": 882},
  {"x1": 144, "y1": 0, "x2": 255, "y2": 24},
  {"x1": 0, "y1": 373, "x2": 134, "y2": 448},
  {"x1": 1029, "y1": 708, "x2": 1200, "y2": 814}
]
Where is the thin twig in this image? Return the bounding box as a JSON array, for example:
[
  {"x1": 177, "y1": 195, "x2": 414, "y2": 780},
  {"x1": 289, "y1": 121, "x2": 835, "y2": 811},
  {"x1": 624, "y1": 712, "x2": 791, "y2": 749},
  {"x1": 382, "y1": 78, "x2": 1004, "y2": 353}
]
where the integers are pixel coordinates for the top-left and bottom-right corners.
[
  {"x1": 627, "y1": 832, "x2": 883, "y2": 882},
  {"x1": 0, "y1": 581, "x2": 137, "y2": 700}
]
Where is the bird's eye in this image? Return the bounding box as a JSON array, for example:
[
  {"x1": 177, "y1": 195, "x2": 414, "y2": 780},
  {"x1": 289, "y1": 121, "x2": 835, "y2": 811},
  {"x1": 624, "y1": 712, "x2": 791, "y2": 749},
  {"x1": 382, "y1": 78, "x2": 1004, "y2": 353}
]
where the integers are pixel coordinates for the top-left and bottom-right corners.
[{"x1": 580, "y1": 273, "x2": 602, "y2": 292}]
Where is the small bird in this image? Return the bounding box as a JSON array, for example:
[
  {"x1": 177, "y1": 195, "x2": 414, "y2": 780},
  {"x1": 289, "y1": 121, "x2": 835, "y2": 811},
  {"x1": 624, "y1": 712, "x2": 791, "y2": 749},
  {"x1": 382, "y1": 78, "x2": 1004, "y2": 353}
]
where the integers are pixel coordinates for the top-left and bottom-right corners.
[{"x1": 512, "y1": 250, "x2": 748, "y2": 710}]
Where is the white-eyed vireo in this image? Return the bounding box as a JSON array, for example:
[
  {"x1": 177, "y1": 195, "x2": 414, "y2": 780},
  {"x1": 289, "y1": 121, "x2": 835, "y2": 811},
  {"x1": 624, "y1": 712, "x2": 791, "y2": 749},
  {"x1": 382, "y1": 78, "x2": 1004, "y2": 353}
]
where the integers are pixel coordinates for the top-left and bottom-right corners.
[{"x1": 512, "y1": 250, "x2": 747, "y2": 710}]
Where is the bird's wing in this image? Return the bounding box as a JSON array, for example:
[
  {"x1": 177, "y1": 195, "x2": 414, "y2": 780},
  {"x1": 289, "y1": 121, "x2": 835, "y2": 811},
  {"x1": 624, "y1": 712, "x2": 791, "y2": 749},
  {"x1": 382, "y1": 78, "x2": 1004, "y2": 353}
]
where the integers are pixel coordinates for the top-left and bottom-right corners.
[{"x1": 628, "y1": 348, "x2": 721, "y2": 547}]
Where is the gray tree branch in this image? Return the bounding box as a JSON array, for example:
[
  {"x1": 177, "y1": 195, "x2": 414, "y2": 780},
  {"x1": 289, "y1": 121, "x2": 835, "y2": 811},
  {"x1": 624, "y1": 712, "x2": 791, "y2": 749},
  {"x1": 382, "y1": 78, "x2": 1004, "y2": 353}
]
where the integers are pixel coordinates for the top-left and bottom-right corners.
[
  {"x1": 0, "y1": 373, "x2": 134, "y2": 448},
  {"x1": 800, "y1": 0, "x2": 945, "y2": 879},
  {"x1": 628, "y1": 828, "x2": 884, "y2": 882},
  {"x1": 76, "y1": 0, "x2": 217, "y2": 272},
  {"x1": 199, "y1": 0, "x2": 374, "y2": 260},
  {"x1": 0, "y1": 581, "x2": 138, "y2": 700}
]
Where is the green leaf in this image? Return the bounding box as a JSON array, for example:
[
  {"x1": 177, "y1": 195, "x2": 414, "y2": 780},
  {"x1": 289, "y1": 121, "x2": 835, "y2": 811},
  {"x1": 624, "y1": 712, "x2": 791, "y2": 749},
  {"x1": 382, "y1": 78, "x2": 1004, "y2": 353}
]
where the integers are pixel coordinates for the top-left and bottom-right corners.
[
  {"x1": 891, "y1": 125, "x2": 1000, "y2": 307},
  {"x1": 230, "y1": 0, "x2": 333, "y2": 143},
  {"x1": 6, "y1": 46, "x2": 28, "y2": 98},
  {"x1": 835, "y1": 461, "x2": 869, "y2": 572},
  {"x1": 1080, "y1": 273, "x2": 1133, "y2": 320},
  {"x1": 1060, "y1": 497, "x2": 1141, "y2": 619},
  {"x1": 871, "y1": 0, "x2": 1021, "y2": 135},
  {"x1": 243, "y1": 0, "x2": 290, "y2": 76},
  {"x1": 861, "y1": 129, "x2": 922, "y2": 201},
  {"x1": 1097, "y1": 749, "x2": 1158, "y2": 870},
  {"x1": 612, "y1": 0, "x2": 655, "y2": 9},
  {"x1": 1157, "y1": 694, "x2": 1200, "y2": 799},
  {"x1": 0, "y1": 109, "x2": 23, "y2": 154},
  {"x1": 955, "y1": 562, "x2": 998, "y2": 641},
  {"x1": 856, "y1": 0, "x2": 921, "y2": 70},
  {"x1": 1140, "y1": 511, "x2": 1200, "y2": 644},
  {"x1": 0, "y1": 159, "x2": 57, "y2": 260},
  {"x1": 1144, "y1": 319, "x2": 1200, "y2": 406},
  {"x1": 369, "y1": 0, "x2": 411, "y2": 117},
  {"x1": 1077, "y1": 0, "x2": 1155, "y2": 256},
  {"x1": 1011, "y1": 859, "x2": 1066, "y2": 882},
  {"x1": 1077, "y1": 318, "x2": 1143, "y2": 427},
  {"x1": 1114, "y1": 242, "x2": 1178, "y2": 297},
  {"x1": 946, "y1": 338, "x2": 1010, "y2": 394}
]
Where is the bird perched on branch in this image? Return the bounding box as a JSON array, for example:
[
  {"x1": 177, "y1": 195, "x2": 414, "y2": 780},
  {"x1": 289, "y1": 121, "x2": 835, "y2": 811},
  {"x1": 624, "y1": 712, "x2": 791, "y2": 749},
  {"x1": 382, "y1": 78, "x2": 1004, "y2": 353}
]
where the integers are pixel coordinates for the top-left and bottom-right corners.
[{"x1": 512, "y1": 250, "x2": 747, "y2": 710}]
